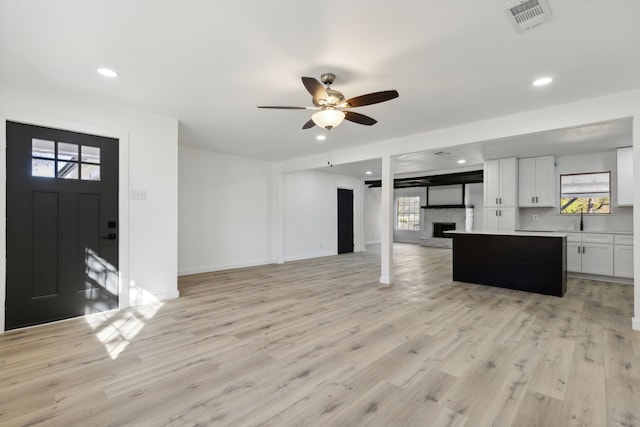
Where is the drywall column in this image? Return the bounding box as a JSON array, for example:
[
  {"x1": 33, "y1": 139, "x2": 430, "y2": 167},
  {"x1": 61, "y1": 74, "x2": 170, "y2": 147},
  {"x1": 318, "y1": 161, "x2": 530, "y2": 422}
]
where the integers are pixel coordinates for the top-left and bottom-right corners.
[
  {"x1": 269, "y1": 166, "x2": 285, "y2": 264},
  {"x1": 633, "y1": 115, "x2": 640, "y2": 330},
  {"x1": 380, "y1": 155, "x2": 394, "y2": 284}
]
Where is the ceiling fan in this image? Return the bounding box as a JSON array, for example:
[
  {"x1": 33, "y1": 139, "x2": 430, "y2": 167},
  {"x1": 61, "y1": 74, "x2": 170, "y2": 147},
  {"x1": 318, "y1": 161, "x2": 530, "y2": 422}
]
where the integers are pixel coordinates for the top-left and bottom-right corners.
[{"x1": 258, "y1": 73, "x2": 399, "y2": 130}]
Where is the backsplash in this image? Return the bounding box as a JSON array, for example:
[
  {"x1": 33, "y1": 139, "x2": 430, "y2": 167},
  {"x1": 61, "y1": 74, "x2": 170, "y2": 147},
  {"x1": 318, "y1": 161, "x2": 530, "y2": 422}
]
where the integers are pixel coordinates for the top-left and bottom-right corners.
[{"x1": 518, "y1": 206, "x2": 633, "y2": 233}]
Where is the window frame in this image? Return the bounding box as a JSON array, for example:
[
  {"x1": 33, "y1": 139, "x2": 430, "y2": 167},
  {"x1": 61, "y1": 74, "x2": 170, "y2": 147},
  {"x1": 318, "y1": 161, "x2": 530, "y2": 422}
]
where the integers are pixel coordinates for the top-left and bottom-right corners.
[
  {"x1": 395, "y1": 196, "x2": 421, "y2": 230},
  {"x1": 31, "y1": 139, "x2": 102, "y2": 181},
  {"x1": 559, "y1": 171, "x2": 611, "y2": 215}
]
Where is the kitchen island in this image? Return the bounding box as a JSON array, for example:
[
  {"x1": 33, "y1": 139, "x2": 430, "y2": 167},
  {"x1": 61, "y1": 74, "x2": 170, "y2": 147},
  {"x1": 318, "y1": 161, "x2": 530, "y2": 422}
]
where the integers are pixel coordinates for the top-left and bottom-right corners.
[{"x1": 447, "y1": 230, "x2": 567, "y2": 297}]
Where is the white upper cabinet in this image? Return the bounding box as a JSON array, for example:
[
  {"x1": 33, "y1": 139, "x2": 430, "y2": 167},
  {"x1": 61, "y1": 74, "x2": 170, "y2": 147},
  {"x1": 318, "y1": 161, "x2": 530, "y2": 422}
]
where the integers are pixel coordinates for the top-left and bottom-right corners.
[
  {"x1": 518, "y1": 156, "x2": 556, "y2": 207},
  {"x1": 484, "y1": 159, "x2": 501, "y2": 207},
  {"x1": 534, "y1": 156, "x2": 556, "y2": 206},
  {"x1": 484, "y1": 157, "x2": 517, "y2": 207},
  {"x1": 484, "y1": 157, "x2": 518, "y2": 231},
  {"x1": 617, "y1": 147, "x2": 633, "y2": 206},
  {"x1": 518, "y1": 157, "x2": 536, "y2": 207}
]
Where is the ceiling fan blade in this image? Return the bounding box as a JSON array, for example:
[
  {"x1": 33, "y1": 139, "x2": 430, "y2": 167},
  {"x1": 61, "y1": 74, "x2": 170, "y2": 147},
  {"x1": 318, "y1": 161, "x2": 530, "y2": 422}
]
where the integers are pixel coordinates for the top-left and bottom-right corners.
[
  {"x1": 302, "y1": 77, "x2": 329, "y2": 101},
  {"x1": 257, "y1": 105, "x2": 315, "y2": 110},
  {"x1": 344, "y1": 111, "x2": 377, "y2": 126},
  {"x1": 345, "y1": 90, "x2": 399, "y2": 108},
  {"x1": 302, "y1": 119, "x2": 316, "y2": 129}
]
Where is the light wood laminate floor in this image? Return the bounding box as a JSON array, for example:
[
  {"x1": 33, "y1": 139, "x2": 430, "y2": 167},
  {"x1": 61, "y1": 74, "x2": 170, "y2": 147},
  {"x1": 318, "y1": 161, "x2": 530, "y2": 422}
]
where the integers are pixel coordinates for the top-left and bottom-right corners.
[{"x1": 1, "y1": 244, "x2": 639, "y2": 426}]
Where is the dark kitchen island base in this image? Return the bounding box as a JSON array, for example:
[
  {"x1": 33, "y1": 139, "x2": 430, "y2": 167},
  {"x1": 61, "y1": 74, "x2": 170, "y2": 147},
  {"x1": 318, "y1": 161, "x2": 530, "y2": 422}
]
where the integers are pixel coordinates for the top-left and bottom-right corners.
[{"x1": 448, "y1": 231, "x2": 567, "y2": 297}]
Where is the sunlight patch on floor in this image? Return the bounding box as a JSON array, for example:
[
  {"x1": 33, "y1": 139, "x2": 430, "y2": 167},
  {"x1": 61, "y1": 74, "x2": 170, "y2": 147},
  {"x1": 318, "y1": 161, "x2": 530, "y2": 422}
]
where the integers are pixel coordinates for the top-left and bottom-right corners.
[{"x1": 86, "y1": 282, "x2": 163, "y2": 359}]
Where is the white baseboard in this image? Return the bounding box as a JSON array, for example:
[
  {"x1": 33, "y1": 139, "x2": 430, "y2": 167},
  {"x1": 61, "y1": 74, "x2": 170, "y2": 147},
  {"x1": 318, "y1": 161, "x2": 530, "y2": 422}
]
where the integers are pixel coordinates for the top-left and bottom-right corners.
[
  {"x1": 284, "y1": 251, "x2": 335, "y2": 262},
  {"x1": 179, "y1": 250, "x2": 357, "y2": 275},
  {"x1": 379, "y1": 275, "x2": 393, "y2": 285},
  {"x1": 178, "y1": 259, "x2": 272, "y2": 276},
  {"x1": 154, "y1": 290, "x2": 180, "y2": 301},
  {"x1": 567, "y1": 272, "x2": 633, "y2": 285},
  {"x1": 633, "y1": 317, "x2": 640, "y2": 331},
  {"x1": 366, "y1": 240, "x2": 381, "y2": 245}
]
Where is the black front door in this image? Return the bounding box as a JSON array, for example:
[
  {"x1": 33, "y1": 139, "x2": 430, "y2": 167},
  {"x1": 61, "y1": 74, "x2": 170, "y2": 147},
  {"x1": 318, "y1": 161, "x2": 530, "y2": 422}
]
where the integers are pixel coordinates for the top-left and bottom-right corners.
[
  {"x1": 6, "y1": 122, "x2": 119, "y2": 330},
  {"x1": 337, "y1": 188, "x2": 354, "y2": 254}
]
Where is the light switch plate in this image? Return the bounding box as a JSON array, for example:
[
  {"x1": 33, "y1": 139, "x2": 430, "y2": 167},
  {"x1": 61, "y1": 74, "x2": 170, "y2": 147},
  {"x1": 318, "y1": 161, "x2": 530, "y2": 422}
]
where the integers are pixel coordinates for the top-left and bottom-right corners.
[{"x1": 130, "y1": 190, "x2": 147, "y2": 200}]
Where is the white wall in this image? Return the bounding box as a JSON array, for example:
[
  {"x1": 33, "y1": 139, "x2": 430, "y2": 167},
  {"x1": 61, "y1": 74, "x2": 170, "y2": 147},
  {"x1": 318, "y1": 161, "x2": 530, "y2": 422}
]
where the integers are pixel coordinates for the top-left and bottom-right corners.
[
  {"x1": 465, "y1": 182, "x2": 484, "y2": 230},
  {"x1": 393, "y1": 187, "x2": 425, "y2": 244},
  {"x1": 364, "y1": 186, "x2": 381, "y2": 245},
  {"x1": 178, "y1": 146, "x2": 271, "y2": 275},
  {"x1": 366, "y1": 182, "x2": 483, "y2": 242},
  {"x1": 429, "y1": 184, "x2": 463, "y2": 205},
  {"x1": 0, "y1": 83, "x2": 179, "y2": 331},
  {"x1": 518, "y1": 150, "x2": 633, "y2": 232},
  {"x1": 283, "y1": 170, "x2": 363, "y2": 261}
]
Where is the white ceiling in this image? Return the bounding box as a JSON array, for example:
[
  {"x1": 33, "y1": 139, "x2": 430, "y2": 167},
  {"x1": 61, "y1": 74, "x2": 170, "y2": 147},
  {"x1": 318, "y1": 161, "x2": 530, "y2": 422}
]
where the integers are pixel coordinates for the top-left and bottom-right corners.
[
  {"x1": 318, "y1": 117, "x2": 633, "y2": 179},
  {"x1": 1, "y1": 1, "x2": 639, "y2": 163}
]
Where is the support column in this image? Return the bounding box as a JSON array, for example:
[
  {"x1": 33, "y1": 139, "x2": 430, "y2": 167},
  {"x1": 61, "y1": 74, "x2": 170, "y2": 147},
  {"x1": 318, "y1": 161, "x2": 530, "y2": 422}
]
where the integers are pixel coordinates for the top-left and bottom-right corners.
[
  {"x1": 380, "y1": 155, "x2": 394, "y2": 284},
  {"x1": 268, "y1": 166, "x2": 285, "y2": 264},
  {"x1": 633, "y1": 115, "x2": 640, "y2": 330}
]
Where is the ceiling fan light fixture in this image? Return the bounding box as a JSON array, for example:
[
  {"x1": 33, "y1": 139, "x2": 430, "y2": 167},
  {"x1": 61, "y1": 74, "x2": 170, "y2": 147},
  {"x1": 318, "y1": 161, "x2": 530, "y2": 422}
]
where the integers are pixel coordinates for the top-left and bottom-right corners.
[
  {"x1": 97, "y1": 67, "x2": 119, "y2": 78},
  {"x1": 258, "y1": 73, "x2": 398, "y2": 131},
  {"x1": 312, "y1": 109, "x2": 345, "y2": 130},
  {"x1": 532, "y1": 76, "x2": 553, "y2": 86}
]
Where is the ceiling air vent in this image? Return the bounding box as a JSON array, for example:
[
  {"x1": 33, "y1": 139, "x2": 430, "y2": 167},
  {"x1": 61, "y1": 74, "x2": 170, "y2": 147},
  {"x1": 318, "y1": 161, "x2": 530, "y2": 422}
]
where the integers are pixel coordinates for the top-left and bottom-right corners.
[{"x1": 504, "y1": 0, "x2": 551, "y2": 32}]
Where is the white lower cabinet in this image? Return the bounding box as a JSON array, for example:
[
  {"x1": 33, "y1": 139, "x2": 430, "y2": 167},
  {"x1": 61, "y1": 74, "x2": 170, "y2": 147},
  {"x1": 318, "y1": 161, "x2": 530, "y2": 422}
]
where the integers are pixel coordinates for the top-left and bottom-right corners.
[
  {"x1": 613, "y1": 234, "x2": 634, "y2": 278},
  {"x1": 580, "y1": 243, "x2": 614, "y2": 276},
  {"x1": 565, "y1": 233, "x2": 612, "y2": 275},
  {"x1": 566, "y1": 232, "x2": 632, "y2": 279},
  {"x1": 567, "y1": 241, "x2": 582, "y2": 272}
]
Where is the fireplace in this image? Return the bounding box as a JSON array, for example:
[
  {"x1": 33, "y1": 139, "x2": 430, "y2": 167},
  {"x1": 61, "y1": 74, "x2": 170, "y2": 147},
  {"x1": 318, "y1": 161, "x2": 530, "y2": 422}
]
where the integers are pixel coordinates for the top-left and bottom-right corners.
[{"x1": 433, "y1": 222, "x2": 456, "y2": 238}]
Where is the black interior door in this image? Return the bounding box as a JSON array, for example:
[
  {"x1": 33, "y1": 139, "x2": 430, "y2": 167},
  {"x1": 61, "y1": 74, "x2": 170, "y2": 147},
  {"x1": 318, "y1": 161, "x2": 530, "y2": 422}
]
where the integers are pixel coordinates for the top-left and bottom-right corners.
[
  {"x1": 6, "y1": 122, "x2": 119, "y2": 330},
  {"x1": 337, "y1": 188, "x2": 354, "y2": 254}
]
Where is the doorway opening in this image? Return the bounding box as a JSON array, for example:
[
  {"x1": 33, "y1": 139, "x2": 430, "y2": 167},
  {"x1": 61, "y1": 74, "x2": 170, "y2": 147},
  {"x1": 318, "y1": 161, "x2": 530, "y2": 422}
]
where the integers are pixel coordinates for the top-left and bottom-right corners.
[{"x1": 337, "y1": 188, "x2": 354, "y2": 254}]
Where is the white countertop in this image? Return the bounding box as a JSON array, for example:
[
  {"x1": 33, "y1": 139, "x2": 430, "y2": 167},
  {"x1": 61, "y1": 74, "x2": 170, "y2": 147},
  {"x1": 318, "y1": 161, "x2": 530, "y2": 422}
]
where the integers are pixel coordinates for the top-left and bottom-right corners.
[
  {"x1": 445, "y1": 230, "x2": 568, "y2": 238},
  {"x1": 515, "y1": 229, "x2": 633, "y2": 235}
]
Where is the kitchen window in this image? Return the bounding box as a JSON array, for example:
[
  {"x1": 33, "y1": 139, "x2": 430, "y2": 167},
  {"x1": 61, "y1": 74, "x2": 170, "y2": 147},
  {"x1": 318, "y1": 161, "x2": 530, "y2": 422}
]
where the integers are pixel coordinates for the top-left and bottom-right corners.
[
  {"x1": 559, "y1": 172, "x2": 610, "y2": 214},
  {"x1": 396, "y1": 196, "x2": 421, "y2": 230}
]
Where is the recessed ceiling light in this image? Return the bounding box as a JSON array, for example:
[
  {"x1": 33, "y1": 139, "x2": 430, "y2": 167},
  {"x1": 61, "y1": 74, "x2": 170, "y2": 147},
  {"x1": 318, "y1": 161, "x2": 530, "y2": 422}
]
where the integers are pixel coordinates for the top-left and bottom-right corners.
[
  {"x1": 316, "y1": 134, "x2": 326, "y2": 141},
  {"x1": 457, "y1": 159, "x2": 466, "y2": 164},
  {"x1": 365, "y1": 171, "x2": 372, "y2": 175},
  {"x1": 532, "y1": 76, "x2": 553, "y2": 86},
  {"x1": 97, "y1": 67, "x2": 119, "y2": 78}
]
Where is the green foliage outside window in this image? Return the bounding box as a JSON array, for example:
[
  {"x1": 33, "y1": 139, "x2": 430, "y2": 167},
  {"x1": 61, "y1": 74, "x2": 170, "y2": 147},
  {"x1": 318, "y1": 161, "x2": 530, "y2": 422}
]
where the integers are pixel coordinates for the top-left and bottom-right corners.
[{"x1": 560, "y1": 197, "x2": 610, "y2": 214}]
